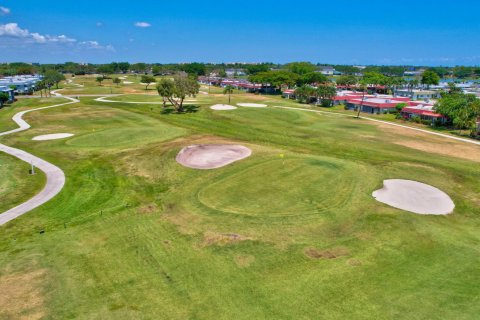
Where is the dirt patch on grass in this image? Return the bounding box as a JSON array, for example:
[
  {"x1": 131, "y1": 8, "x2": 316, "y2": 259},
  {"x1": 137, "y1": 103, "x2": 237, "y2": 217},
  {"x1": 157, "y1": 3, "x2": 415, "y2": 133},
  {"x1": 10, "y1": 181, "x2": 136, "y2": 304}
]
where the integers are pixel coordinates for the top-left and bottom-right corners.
[
  {"x1": 304, "y1": 247, "x2": 350, "y2": 260},
  {"x1": 137, "y1": 203, "x2": 158, "y2": 215},
  {"x1": 234, "y1": 255, "x2": 255, "y2": 268},
  {"x1": 202, "y1": 231, "x2": 253, "y2": 247},
  {"x1": 347, "y1": 259, "x2": 363, "y2": 266},
  {"x1": 395, "y1": 140, "x2": 480, "y2": 162},
  {"x1": 0, "y1": 269, "x2": 46, "y2": 319}
]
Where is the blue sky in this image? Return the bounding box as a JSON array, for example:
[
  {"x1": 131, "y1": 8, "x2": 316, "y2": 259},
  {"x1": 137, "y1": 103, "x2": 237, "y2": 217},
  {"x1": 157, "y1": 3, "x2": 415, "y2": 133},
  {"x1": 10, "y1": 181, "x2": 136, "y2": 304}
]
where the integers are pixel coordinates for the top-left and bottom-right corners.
[{"x1": 0, "y1": 0, "x2": 479, "y2": 65}]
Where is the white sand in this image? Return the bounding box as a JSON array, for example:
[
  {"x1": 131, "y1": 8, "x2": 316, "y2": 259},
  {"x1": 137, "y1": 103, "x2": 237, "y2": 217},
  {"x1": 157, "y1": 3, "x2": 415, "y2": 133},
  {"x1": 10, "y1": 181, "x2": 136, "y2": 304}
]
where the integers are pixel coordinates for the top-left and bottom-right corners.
[
  {"x1": 372, "y1": 179, "x2": 455, "y2": 215},
  {"x1": 176, "y1": 144, "x2": 251, "y2": 169},
  {"x1": 237, "y1": 103, "x2": 267, "y2": 108},
  {"x1": 123, "y1": 81, "x2": 134, "y2": 84},
  {"x1": 32, "y1": 133, "x2": 74, "y2": 141},
  {"x1": 210, "y1": 104, "x2": 237, "y2": 110}
]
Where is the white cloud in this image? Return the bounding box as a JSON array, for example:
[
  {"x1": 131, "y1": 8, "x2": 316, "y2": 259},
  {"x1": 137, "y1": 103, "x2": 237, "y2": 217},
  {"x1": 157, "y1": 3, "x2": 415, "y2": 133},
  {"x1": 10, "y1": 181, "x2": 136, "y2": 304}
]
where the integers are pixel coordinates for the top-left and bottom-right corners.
[
  {"x1": 0, "y1": 23, "x2": 76, "y2": 43},
  {"x1": 134, "y1": 22, "x2": 151, "y2": 28},
  {"x1": 0, "y1": 6, "x2": 10, "y2": 15},
  {"x1": 0, "y1": 23, "x2": 114, "y2": 51},
  {"x1": 79, "y1": 41, "x2": 115, "y2": 52}
]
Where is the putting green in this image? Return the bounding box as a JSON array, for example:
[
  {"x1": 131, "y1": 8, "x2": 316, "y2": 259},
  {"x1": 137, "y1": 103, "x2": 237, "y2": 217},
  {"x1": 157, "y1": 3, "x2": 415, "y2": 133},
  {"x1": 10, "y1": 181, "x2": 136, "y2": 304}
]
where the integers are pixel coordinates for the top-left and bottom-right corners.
[
  {"x1": 198, "y1": 157, "x2": 363, "y2": 217},
  {"x1": 67, "y1": 126, "x2": 186, "y2": 148}
]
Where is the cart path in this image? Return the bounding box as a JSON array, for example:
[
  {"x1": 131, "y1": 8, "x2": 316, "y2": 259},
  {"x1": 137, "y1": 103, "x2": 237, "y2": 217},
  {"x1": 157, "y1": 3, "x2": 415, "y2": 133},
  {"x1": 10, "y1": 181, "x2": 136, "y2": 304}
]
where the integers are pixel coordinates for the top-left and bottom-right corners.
[{"x1": 0, "y1": 94, "x2": 79, "y2": 226}]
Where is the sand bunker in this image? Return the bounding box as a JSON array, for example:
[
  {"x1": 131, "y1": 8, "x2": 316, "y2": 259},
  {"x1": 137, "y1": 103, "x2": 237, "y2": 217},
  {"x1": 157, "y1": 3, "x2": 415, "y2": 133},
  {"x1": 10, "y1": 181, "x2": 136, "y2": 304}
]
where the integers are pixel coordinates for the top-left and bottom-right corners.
[
  {"x1": 176, "y1": 144, "x2": 251, "y2": 169},
  {"x1": 237, "y1": 103, "x2": 267, "y2": 108},
  {"x1": 123, "y1": 81, "x2": 134, "y2": 84},
  {"x1": 372, "y1": 179, "x2": 454, "y2": 215},
  {"x1": 210, "y1": 104, "x2": 237, "y2": 110},
  {"x1": 32, "y1": 133, "x2": 74, "y2": 141}
]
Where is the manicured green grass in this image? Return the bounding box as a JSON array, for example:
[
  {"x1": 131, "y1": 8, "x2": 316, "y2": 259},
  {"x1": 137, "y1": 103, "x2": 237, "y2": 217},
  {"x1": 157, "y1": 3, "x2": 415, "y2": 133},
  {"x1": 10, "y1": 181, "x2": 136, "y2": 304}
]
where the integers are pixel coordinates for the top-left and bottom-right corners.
[
  {"x1": 0, "y1": 93, "x2": 479, "y2": 319},
  {"x1": 0, "y1": 153, "x2": 46, "y2": 213}
]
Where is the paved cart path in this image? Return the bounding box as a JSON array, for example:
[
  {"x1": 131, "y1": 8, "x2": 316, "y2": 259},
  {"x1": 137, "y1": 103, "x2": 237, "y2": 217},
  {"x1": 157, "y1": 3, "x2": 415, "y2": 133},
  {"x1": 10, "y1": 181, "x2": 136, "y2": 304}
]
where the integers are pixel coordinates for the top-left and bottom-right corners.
[{"x1": 0, "y1": 94, "x2": 79, "y2": 226}]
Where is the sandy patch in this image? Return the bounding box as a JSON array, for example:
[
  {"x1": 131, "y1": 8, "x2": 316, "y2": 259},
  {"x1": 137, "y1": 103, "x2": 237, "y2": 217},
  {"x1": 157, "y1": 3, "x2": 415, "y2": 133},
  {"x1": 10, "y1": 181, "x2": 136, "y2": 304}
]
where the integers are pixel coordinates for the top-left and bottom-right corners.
[
  {"x1": 234, "y1": 255, "x2": 255, "y2": 268},
  {"x1": 123, "y1": 81, "x2": 134, "y2": 84},
  {"x1": 304, "y1": 247, "x2": 350, "y2": 260},
  {"x1": 32, "y1": 133, "x2": 74, "y2": 141},
  {"x1": 210, "y1": 104, "x2": 237, "y2": 110},
  {"x1": 237, "y1": 103, "x2": 267, "y2": 108},
  {"x1": 0, "y1": 269, "x2": 46, "y2": 319},
  {"x1": 373, "y1": 179, "x2": 455, "y2": 215},
  {"x1": 176, "y1": 144, "x2": 252, "y2": 169},
  {"x1": 396, "y1": 140, "x2": 480, "y2": 162},
  {"x1": 202, "y1": 231, "x2": 252, "y2": 247}
]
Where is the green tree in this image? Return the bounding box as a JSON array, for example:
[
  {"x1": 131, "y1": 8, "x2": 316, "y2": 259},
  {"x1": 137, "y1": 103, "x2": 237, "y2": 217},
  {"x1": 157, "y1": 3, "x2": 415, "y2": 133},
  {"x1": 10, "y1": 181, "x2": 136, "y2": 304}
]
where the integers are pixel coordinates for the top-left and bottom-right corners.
[
  {"x1": 336, "y1": 75, "x2": 358, "y2": 86},
  {"x1": 435, "y1": 91, "x2": 480, "y2": 136},
  {"x1": 96, "y1": 76, "x2": 104, "y2": 86},
  {"x1": 156, "y1": 78, "x2": 175, "y2": 109},
  {"x1": 0, "y1": 92, "x2": 9, "y2": 107},
  {"x1": 315, "y1": 85, "x2": 337, "y2": 107},
  {"x1": 152, "y1": 65, "x2": 161, "y2": 75},
  {"x1": 286, "y1": 62, "x2": 316, "y2": 75},
  {"x1": 43, "y1": 70, "x2": 66, "y2": 89},
  {"x1": 421, "y1": 70, "x2": 440, "y2": 88},
  {"x1": 245, "y1": 63, "x2": 271, "y2": 75},
  {"x1": 356, "y1": 80, "x2": 368, "y2": 118},
  {"x1": 97, "y1": 64, "x2": 114, "y2": 78},
  {"x1": 141, "y1": 75, "x2": 157, "y2": 90},
  {"x1": 223, "y1": 85, "x2": 234, "y2": 104},
  {"x1": 249, "y1": 71, "x2": 298, "y2": 92},
  {"x1": 181, "y1": 63, "x2": 206, "y2": 76},
  {"x1": 130, "y1": 63, "x2": 147, "y2": 74},
  {"x1": 113, "y1": 77, "x2": 121, "y2": 87},
  {"x1": 156, "y1": 75, "x2": 199, "y2": 112},
  {"x1": 298, "y1": 72, "x2": 328, "y2": 86},
  {"x1": 294, "y1": 85, "x2": 316, "y2": 104}
]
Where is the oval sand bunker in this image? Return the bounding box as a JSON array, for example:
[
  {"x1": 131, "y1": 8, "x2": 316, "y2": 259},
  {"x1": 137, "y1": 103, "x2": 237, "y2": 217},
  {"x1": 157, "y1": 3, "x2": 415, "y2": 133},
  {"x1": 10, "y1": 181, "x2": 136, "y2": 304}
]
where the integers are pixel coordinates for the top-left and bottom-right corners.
[
  {"x1": 210, "y1": 104, "x2": 237, "y2": 110},
  {"x1": 32, "y1": 133, "x2": 74, "y2": 141},
  {"x1": 176, "y1": 144, "x2": 251, "y2": 169},
  {"x1": 373, "y1": 179, "x2": 454, "y2": 215},
  {"x1": 237, "y1": 103, "x2": 267, "y2": 108}
]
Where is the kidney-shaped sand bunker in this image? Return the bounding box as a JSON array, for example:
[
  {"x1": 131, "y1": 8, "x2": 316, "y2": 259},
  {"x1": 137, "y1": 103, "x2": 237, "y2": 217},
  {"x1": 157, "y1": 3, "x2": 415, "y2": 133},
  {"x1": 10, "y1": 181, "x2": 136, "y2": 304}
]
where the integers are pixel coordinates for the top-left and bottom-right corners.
[
  {"x1": 176, "y1": 144, "x2": 252, "y2": 169},
  {"x1": 372, "y1": 179, "x2": 455, "y2": 215}
]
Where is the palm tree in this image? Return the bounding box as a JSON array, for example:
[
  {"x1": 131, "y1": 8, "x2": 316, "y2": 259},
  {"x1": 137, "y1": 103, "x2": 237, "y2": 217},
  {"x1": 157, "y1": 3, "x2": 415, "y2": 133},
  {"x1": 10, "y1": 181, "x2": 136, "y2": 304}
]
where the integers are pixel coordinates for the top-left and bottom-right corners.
[{"x1": 223, "y1": 85, "x2": 234, "y2": 104}]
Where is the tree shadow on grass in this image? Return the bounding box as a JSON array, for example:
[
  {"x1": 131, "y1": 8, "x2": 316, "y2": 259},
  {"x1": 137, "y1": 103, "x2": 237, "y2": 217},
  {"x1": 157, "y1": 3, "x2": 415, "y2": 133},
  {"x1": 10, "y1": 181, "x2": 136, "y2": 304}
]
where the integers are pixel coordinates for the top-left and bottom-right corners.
[{"x1": 161, "y1": 105, "x2": 200, "y2": 114}]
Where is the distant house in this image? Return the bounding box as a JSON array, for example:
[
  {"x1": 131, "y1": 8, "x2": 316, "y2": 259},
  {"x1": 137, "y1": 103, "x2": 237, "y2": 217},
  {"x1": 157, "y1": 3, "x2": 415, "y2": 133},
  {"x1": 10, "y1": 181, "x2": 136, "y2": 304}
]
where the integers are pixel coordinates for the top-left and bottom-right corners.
[
  {"x1": 225, "y1": 69, "x2": 246, "y2": 77},
  {"x1": 0, "y1": 75, "x2": 43, "y2": 94},
  {"x1": 282, "y1": 89, "x2": 295, "y2": 99},
  {"x1": 317, "y1": 66, "x2": 336, "y2": 76},
  {"x1": 345, "y1": 97, "x2": 406, "y2": 114},
  {"x1": 395, "y1": 89, "x2": 440, "y2": 101},
  {"x1": 404, "y1": 69, "x2": 425, "y2": 77},
  {"x1": 401, "y1": 104, "x2": 447, "y2": 124}
]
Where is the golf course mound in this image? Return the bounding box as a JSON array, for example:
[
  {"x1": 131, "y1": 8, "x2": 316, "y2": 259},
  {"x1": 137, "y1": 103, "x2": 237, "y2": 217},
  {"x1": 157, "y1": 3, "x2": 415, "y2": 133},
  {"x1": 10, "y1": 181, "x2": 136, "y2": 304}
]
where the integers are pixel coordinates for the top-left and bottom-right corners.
[
  {"x1": 32, "y1": 133, "x2": 74, "y2": 141},
  {"x1": 198, "y1": 157, "x2": 362, "y2": 217},
  {"x1": 237, "y1": 103, "x2": 267, "y2": 108},
  {"x1": 210, "y1": 104, "x2": 237, "y2": 110},
  {"x1": 176, "y1": 144, "x2": 251, "y2": 169},
  {"x1": 372, "y1": 179, "x2": 455, "y2": 215}
]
